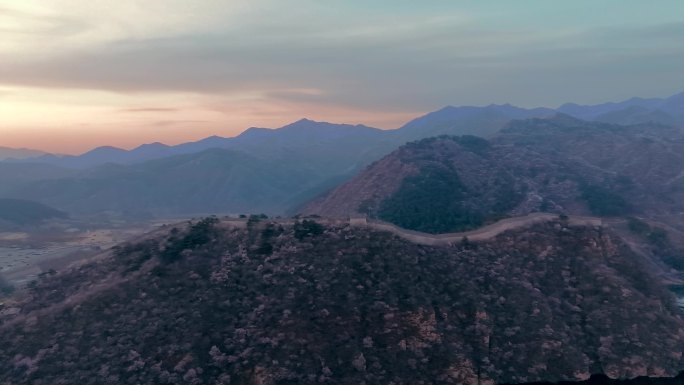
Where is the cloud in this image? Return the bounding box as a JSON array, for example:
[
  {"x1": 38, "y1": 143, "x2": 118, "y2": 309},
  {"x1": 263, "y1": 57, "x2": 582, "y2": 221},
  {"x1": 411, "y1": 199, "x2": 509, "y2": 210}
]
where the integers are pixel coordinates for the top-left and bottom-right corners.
[
  {"x1": 0, "y1": 2, "x2": 682, "y2": 111},
  {"x1": 0, "y1": 5, "x2": 89, "y2": 37},
  {"x1": 120, "y1": 107, "x2": 180, "y2": 113},
  {"x1": 151, "y1": 119, "x2": 209, "y2": 127}
]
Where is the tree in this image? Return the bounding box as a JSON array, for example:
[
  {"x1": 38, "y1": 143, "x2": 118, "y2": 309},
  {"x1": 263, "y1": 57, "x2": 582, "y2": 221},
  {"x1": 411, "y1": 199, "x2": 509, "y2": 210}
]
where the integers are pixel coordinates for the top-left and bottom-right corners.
[{"x1": 0, "y1": 273, "x2": 14, "y2": 296}]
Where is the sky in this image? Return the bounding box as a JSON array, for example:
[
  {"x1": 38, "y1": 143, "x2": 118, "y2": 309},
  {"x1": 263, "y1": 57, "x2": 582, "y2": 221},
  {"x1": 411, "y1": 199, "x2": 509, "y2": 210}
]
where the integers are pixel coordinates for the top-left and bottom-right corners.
[{"x1": 1, "y1": 1, "x2": 683, "y2": 154}]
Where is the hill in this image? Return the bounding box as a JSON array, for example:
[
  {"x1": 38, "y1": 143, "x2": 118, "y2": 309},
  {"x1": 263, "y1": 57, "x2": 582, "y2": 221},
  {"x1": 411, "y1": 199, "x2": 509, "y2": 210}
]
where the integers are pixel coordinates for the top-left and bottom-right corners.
[
  {"x1": 0, "y1": 198, "x2": 67, "y2": 225},
  {"x1": 2, "y1": 144, "x2": 398, "y2": 218},
  {"x1": 558, "y1": 91, "x2": 684, "y2": 125},
  {"x1": 304, "y1": 116, "x2": 684, "y2": 232},
  {"x1": 1, "y1": 218, "x2": 683, "y2": 384},
  {"x1": 395, "y1": 104, "x2": 554, "y2": 141},
  {"x1": 0, "y1": 163, "x2": 76, "y2": 196}
]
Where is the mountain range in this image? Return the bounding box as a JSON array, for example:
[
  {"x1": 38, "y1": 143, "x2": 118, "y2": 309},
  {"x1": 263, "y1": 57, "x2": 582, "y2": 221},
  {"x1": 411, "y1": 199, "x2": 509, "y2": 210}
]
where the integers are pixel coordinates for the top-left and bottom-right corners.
[
  {"x1": 6, "y1": 91, "x2": 684, "y2": 170},
  {"x1": 4, "y1": 92, "x2": 684, "y2": 384},
  {"x1": 1, "y1": 91, "x2": 684, "y2": 219},
  {"x1": 0, "y1": 146, "x2": 47, "y2": 161}
]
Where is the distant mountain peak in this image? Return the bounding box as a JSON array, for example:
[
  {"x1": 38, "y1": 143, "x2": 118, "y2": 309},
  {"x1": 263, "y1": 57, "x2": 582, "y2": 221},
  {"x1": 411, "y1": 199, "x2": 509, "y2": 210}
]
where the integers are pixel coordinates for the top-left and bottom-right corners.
[
  {"x1": 284, "y1": 118, "x2": 327, "y2": 129},
  {"x1": 134, "y1": 142, "x2": 170, "y2": 150},
  {"x1": 294, "y1": 118, "x2": 315, "y2": 124},
  {"x1": 83, "y1": 146, "x2": 126, "y2": 155}
]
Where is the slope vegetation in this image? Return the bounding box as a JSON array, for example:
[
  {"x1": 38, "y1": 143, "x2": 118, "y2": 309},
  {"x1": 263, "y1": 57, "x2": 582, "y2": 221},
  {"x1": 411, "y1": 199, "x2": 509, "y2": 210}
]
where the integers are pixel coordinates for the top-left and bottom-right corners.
[
  {"x1": 1, "y1": 218, "x2": 683, "y2": 384},
  {"x1": 304, "y1": 116, "x2": 684, "y2": 234},
  {"x1": 0, "y1": 198, "x2": 67, "y2": 225}
]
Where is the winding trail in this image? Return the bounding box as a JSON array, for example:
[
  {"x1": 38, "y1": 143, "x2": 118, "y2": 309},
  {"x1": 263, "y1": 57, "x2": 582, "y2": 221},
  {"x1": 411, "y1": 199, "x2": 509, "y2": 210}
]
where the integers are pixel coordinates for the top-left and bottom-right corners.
[
  {"x1": 361, "y1": 213, "x2": 602, "y2": 246},
  {"x1": 222, "y1": 212, "x2": 603, "y2": 246}
]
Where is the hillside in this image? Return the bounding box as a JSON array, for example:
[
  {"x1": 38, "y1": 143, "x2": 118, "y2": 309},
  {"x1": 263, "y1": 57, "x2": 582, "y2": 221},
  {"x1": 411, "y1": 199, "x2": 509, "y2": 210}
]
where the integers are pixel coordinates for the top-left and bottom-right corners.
[
  {"x1": 0, "y1": 121, "x2": 398, "y2": 218},
  {"x1": 0, "y1": 163, "x2": 75, "y2": 196},
  {"x1": 1, "y1": 218, "x2": 683, "y2": 384},
  {"x1": 304, "y1": 116, "x2": 684, "y2": 234},
  {"x1": 0, "y1": 198, "x2": 67, "y2": 226},
  {"x1": 2, "y1": 144, "x2": 394, "y2": 218}
]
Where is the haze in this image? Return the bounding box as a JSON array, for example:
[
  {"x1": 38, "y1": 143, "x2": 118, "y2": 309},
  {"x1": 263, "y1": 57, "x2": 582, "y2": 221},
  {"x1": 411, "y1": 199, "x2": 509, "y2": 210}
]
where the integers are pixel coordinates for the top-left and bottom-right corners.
[{"x1": 1, "y1": 0, "x2": 683, "y2": 153}]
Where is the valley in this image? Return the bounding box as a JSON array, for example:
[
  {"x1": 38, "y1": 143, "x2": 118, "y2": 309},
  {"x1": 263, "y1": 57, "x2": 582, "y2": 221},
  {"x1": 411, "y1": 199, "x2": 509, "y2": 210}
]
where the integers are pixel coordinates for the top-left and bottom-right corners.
[{"x1": 0, "y1": 218, "x2": 190, "y2": 289}]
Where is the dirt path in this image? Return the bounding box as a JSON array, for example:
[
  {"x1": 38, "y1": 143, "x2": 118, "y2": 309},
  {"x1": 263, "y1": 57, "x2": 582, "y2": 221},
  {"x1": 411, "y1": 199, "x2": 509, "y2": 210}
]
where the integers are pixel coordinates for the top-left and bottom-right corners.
[
  {"x1": 220, "y1": 213, "x2": 602, "y2": 246},
  {"x1": 361, "y1": 213, "x2": 602, "y2": 246}
]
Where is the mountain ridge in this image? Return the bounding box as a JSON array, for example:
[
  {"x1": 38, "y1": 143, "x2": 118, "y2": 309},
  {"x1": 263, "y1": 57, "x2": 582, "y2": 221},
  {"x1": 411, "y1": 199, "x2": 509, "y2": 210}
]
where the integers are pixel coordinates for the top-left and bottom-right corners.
[{"x1": 6, "y1": 90, "x2": 684, "y2": 170}]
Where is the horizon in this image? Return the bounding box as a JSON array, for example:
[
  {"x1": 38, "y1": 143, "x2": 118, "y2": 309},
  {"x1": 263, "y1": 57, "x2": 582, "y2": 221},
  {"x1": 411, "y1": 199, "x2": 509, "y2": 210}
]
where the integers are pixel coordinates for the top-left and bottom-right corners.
[
  {"x1": 1, "y1": 1, "x2": 683, "y2": 153},
  {"x1": 5, "y1": 89, "x2": 684, "y2": 155}
]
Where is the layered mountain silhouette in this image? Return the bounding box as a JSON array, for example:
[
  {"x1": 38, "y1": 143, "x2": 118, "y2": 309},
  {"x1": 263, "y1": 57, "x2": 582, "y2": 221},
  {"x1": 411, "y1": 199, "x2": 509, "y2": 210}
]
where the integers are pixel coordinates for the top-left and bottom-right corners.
[
  {"x1": 0, "y1": 198, "x2": 67, "y2": 226},
  {"x1": 4, "y1": 93, "x2": 684, "y2": 385},
  {"x1": 558, "y1": 91, "x2": 684, "y2": 125},
  {"x1": 2, "y1": 91, "x2": 684, "y2": 219},
  {"x1": 10, "y1": 119, "x2": 389, "y2": 169},
  {"x1": 7, "y1": 91, "x2": 684, "y2": 170},
  {"x1": 0, "y1": 146, "x2": 47, "y2": 161}
]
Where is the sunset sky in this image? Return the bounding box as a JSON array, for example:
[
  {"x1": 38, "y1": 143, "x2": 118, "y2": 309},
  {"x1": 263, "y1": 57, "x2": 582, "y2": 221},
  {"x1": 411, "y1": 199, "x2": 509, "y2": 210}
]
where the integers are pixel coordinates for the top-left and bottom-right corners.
[{"x1": 1, "y1": 0, "x2": 683, "y2": 154}]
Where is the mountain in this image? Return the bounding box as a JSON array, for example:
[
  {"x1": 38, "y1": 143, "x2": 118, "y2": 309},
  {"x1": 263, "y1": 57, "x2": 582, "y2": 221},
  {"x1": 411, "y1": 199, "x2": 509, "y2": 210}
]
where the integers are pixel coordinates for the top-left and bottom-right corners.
[
  {"x1": 6, "y1": 113, "x2": 683, "y2": 221},
  {"x1": 1, "y1": 142, "x2": 395, "y2": 218},
  {"x1": 10, "y1": 119, "x2": 390, "y2": 169},
  {"x1": 558, "y1": 91, "x2": 684, "y2": 125},
  {"x1": 3, "y1": 91, "x2": 684, "y2": 221},
  {"x1": 0, "y1": 146, "x2": 47, "y2": 161},
  {"x1": 0, "y1": 163, "x2": 76, "y2": 196},
  {"x1": 302, "y1": 133, "x2": 614, "y2": 232},
  {"x1": 395, "y1": 104, "x2": 555, "y2": 140},
  {"x1": 10, "y1": 90, "x2": 683, "y2": 171},
  {"x1": 25, "y1": 143, "x2": 175, "y2": 169},
  {"x1": 303, "y1": 115, "x2": 684, "y2": 233},
  {"x1": 593, "y1": 106, "x2": 677, "y2": 126},
  {"x1": 0, "y1": 120, "x2": 401, "y2": 218},
  {"x1": 0, "y1": 198, "x2": 67, "y2": 226},
  {"x1": 1, "y1": 217, "x2": 683, "y2": 384}
]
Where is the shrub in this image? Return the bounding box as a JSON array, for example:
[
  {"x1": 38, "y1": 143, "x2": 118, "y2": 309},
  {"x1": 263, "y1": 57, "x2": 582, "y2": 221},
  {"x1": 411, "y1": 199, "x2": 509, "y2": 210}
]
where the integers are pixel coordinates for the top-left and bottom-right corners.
[
  {"x1": 294, "y1": 220, "x2": 324, "y2": 240},
  {"x1": 627, "y1": 217, "x2": 650, "y2": 235},
  {"x1": 160, "y1": 217, "x2": 219, "y2": 263},
  {"x1": 0, "y1": 274, "x2": 13, "y2": 296},
  {"x1": 580, "y1": 184, "x2": 631, "y2": 216},
  {"x1": 378, "y1": 164, "x2": 483, "y2": 234}
]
